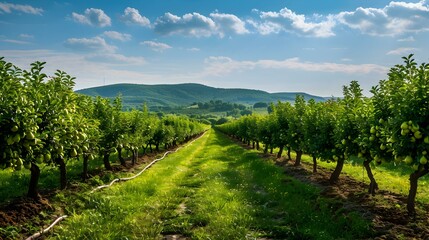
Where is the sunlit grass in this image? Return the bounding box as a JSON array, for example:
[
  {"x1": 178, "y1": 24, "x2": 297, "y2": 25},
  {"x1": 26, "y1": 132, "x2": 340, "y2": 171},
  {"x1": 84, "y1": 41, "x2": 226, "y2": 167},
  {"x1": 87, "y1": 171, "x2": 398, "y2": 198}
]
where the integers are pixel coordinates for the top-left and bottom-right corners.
[{"x1": 51, "y1": 129, "x2": 372, "y2": 239}]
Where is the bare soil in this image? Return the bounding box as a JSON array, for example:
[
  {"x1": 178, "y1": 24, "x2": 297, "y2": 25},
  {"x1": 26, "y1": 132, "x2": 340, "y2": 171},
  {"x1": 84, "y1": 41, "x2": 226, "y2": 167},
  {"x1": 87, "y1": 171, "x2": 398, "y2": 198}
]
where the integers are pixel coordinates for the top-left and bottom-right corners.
[
  {"x1": 0, "y1": 148, "x2": 174, "y2": 239},
  {"x1": 274, "y1": 157, "x2": 429, "y2": 240}
]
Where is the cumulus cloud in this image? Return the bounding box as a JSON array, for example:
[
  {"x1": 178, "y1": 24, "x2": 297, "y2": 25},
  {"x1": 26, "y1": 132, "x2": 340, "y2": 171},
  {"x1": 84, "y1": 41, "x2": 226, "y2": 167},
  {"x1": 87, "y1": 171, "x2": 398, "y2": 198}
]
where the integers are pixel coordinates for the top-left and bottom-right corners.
[
  {"x1": 64, "y1": 37, "x2": 116, "y2": 53},
  {"x1": 204, "y1": 56, "x2": 387, "y2": 76},
  {"x1": 154, "y1": 12, "x2": 249, "y2": 37},
  {"x1": 0, "y1": 2, "x2": 43, "y2": 15},
  {"x1": 386, "y1": 47, "x2": 417, "y2": 55},
  {"x1": 337, "y1": 1, "x2": 429, "y2": 36},
  {"x1": 141, "y1": 41, "x2": 172, "y2": 52},
  {"x1": 121, "y1": 7, "x2": 151, "y2": 27},
  {"x1": 250, "y1": 8, "x2": 336, "y2": 37},
  {"x1": 154, "y1": 12, "x2": 216, "y2": 37},
  {"x1": 103, "y1": 31, "x2": 131, "y2": 41},
  {"x1": 72, "y1": 8, "x2": 111, "y2": 27},
  {"x1": 209, "y1": 13, "x2": 249, "y2": 37}
]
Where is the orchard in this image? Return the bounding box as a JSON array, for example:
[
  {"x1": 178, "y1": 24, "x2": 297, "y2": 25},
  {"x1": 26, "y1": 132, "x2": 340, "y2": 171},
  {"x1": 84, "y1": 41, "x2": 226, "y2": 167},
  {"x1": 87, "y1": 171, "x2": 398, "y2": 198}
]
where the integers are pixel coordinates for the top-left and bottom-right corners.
[
  {"x1": 218, "y1": 54, "x2": 429, "y2": 217},
  {"x1": 0, "y1": 57, "x2": 207, "y2": 200}
]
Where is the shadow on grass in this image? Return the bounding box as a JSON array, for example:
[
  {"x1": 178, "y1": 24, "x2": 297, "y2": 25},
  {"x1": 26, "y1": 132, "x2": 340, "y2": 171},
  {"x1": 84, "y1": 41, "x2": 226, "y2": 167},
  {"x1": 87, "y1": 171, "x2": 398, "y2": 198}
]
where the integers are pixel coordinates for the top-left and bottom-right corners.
[{"x1": 211, "y1": 130, "x2": 373, "y2": 240}]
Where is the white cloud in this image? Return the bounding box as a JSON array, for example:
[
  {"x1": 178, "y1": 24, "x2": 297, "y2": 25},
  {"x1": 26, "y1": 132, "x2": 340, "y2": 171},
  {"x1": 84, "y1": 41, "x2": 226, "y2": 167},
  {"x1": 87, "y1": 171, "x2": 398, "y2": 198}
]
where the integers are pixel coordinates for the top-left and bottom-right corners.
[
  {"x1": 153, "y1": 12, "x2": 249, "y2": 37},
  {"x1": 0, "y1": 49, "x2": 174, "y2": 91},
  {"x1": 103, "y1": 31, "x2": 131, "y2": 41},
  {"x1": 209, "y1": 13, "x2": 249, "y2": 37},
  {"x1": 2, "y1": 39, "x2": 30, "y2": 44},
  {"x1": 337, "y1": 1, "x2": 429, "y2": 36},
  {"x1": 19, "y1": 34, "x2": 34, "y2": 39},
  {"x1": 386, "y1": 47, "x2": 417, "y2": 55},
  {"x1": 251, "y1": 8, "x2": 336, "y2": 37},
  {"x1": 121, "y1": 7, "x2": 151, "y2": 27},
  {"x1": 72, "y1": 8, "x2": 111, "y2": 27},
  {"x1": 64, "y1": 37, "x2": 116, "y2": 53},
  {"x1": 187, "y1": 47, "x2": 200, "y2": 51},
  {"x1": 0, "y1": 2, "x2": 43, "y2": 15},
  {"x1": 398, "y1": 36, "x2": 415, "y2": 42},
  {"x1": 154, "y1": 12, "x2": 217, "y2": 37},
  {"x1": 85, "y1": 53, "x2": 145, "y2": 65},
  {"x1": 203, "y1": 56, "x2": 387, "y2": 76},
  {"x1": 141, "y1": 41, "x2": 172, "y2": 52}
]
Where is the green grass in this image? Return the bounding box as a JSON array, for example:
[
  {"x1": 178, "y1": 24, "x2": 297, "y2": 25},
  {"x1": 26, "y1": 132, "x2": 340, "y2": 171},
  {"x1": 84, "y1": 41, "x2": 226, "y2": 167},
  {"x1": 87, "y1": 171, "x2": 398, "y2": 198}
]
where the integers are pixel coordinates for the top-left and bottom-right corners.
[
  {"x1": 0, "y1": 148, "x2": 151, "y2": 204},
  {"x1": 50, "y1": 129, "x2": 372, "y2": 240}
]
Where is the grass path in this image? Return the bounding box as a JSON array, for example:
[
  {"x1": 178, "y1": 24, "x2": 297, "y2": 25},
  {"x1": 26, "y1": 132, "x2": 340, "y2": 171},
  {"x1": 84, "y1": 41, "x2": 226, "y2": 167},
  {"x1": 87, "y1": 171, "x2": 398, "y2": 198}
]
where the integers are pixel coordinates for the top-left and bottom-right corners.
[{"x1": 51, "y1": 129, "x2": 372, "y2": 239}]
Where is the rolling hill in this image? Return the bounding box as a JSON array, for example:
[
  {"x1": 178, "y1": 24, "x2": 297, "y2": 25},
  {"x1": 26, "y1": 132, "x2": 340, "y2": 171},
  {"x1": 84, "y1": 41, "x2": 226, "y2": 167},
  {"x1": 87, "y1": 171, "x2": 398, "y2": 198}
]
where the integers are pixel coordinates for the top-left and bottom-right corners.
[{"x1": 76, "y1": 83, "x2": 327, "y2": 109}]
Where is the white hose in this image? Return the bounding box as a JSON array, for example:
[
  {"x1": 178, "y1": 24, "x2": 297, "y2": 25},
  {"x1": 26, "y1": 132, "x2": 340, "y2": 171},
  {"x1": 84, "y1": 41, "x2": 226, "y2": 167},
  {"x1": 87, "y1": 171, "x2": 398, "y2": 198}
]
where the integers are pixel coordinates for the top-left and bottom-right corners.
[{"x1": 25, "y1": 131, "x2": 206, "y2": 239}]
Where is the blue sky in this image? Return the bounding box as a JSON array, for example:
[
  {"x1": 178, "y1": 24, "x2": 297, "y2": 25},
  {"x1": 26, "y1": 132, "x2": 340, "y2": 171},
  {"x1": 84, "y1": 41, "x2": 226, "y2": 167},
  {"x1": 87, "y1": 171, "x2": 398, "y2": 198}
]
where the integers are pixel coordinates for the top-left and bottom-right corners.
[{"x1": 1, "y1": 0, "x2": 428, "y2": 96}]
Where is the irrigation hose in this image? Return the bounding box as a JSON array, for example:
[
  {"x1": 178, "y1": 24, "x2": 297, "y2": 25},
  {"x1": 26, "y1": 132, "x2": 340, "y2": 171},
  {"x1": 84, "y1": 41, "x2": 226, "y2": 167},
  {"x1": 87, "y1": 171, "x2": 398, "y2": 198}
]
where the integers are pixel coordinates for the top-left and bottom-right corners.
[{"x1": 25, "y1": 131, "x2": 206, "y2": 239}]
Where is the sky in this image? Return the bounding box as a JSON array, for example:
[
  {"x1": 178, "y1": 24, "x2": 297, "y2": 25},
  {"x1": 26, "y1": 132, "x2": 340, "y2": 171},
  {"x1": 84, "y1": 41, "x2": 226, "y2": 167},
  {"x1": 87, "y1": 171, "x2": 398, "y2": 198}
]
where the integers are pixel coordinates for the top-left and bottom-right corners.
[{"x1": 0, "y1": 0, "x2": 428, "y2": 97}]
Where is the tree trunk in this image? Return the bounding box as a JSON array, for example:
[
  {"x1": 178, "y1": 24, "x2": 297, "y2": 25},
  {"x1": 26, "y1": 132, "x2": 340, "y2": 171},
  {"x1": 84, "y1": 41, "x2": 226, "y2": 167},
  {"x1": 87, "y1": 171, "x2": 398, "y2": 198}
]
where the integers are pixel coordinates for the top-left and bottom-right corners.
[
  {"x1": 118, "y1": 147, "x2": 126, "y2": 166},
  {"x1": 57, "y1": 157, "x2": 67, "y2": 190},
  {"x1": 363, "y1": 159, "x2": 378, "y2": 195},
  {"x1": 132, "y1": 150, "x2": 136, "y2": 165},
  {"x1": 329, "y1": 157, "x2": 345, "y2": 184},
  {"x1": 264, "y1": 144, "x2": 269, "y2": 154},
  {"x1": 256, "y1": 142, "x2": 260, "y2": 150},
  {"x1": 270, "y1": 147, "x2": 273, "y2": 154},
  {"x1": 252, "y1": 141, "x2": 255, "y2": 149},
  {"x1": 312, "y1": 156, "x2": 317, "y2": 173},
  {"x1": 287, "y1": 147, "x2": 291, "y2": 160},
  {"x1": 27, "y1": 163, "x2": 40, "y2": 199},
  {"x1": 294, "y1": 150, "x2": 302, "y2": 166},
  {"x1": 407, "y1": 167, "x2": 429, "y2": 217},
  {"x1": 103, "y1": 153, "x2": 112, "y2": 170},
  {"x1": 277, "y1": 146, "x2": 284, "y2": 159},
  {"x1": 82, "y1": 155, "x2": 89, "y2": 181},
  {"x1": 156, "y1": 143, "x2": 160, "y2": 152}
]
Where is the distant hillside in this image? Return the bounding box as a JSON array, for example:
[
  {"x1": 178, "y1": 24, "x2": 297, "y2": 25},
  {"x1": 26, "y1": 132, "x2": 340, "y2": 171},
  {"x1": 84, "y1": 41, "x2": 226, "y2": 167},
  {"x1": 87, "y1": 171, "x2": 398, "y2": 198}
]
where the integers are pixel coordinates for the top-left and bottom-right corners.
[{"x1": 76, "y1": 83, "x2": 326, "y2": 109}]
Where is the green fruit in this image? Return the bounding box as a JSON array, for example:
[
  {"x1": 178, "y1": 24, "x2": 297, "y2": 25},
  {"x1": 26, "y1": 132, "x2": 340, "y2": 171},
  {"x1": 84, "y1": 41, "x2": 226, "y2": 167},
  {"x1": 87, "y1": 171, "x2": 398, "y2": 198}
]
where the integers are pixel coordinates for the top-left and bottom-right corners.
[
  {"x1": 70, "y1": 148, "x2": 78, "y2": 157},
  {"x1": 379, "y1": 119, "x2": 384, "y2": 124},
  {"x1": 25, "y1": 132, "x2": 35, "y2": 140},
  {"x1": 341, "y1": 139, "x2": 346, "y2": 145},
  {"x1": 358, "y1": 152, "x2": 363, "y2": 158},
  {"x1": 380, "y1": 144, "x2": 386, "y2": 150},
  {"x1": 13, "y1": 134, "x2": 21, "y2": 143},
  {"x1": 369, "y1": 136, "x2": 375, "y2": 141},
  {"x1": 401, "y1": 122, "x2": 409, "y2": 130},
  {"x1": 88, "y1": 154, "x2": 95, "y2": 160},
  {"x1": 414, "y1": 131, "x2": 423, "y2": 139},
  {"x1": 370, "y1": 127, "x2": 376, "y2": 134},
  {"x1": 404, "y1": 156, "x2": 413, "y2": 165},
  {"x1": 425, "y1": 136, "x2": 429, "y2": 144},
  {"x1": 11, "y1": 125, "x2": 19, "y2": 132},
  {"x1": 420, "y1": 156, "x2": 428, "y2": 165},
  {"x1": 36, "y1": 155, "x2": 44, "y2": 164},
  {"x1": 16, "y1": 158, "x2": 23, "y2": 166},
  {"x1": 44, "y1": 153, "x2": 51, "y2": 161}
]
